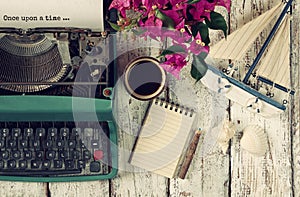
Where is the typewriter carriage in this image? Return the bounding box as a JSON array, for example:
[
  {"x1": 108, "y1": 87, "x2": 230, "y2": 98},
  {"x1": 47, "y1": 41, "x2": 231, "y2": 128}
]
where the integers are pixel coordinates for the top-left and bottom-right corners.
[
  {"x1": 0, "y1": 0, "x2": 118, "y2": 94},
  {"x1": 0, "y1": 0, "x2": 119, "y2": 182}
]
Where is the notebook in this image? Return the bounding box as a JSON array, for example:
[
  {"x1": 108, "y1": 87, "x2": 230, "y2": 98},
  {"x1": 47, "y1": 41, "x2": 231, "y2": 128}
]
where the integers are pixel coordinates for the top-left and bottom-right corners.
[{"x1": 129, "y1": 98, "x2": 199, "y2": 178}]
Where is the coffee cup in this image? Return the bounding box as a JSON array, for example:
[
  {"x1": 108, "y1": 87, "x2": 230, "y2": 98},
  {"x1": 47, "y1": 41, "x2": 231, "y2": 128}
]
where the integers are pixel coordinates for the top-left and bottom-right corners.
[{"x1": 124, "y1": 57, "x2": 166, "y2": 100}]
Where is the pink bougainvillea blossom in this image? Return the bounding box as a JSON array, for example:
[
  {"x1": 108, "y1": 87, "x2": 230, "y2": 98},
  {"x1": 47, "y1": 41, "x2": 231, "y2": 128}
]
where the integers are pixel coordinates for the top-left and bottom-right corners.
[
  {"x1": 142, "y1": 0, "x2": 168, "y2": 14},
  {"x1": 109, "y1": 0, "x2": 230, "y2": 78},
  {"x1": 109, "y1": 0, "x2": 131, "y2": 17},
  {"x1": 170, "y1": 0, "x2": 188, "y2": 18},
  {"x1": 188, "y1": 32, "x2": 209, "y2": 55},
  {"x1": 160, "y1": 9, "x2": 184, "y2": 27},
  {"x1": 173, "y1": 20, "x2": 192, "y2": 43},
  {"x1": 189, "y1": 1, "x2": 216, "y2": 21},
  {"x1": 138, "y1": 21, "x2": 163, "y2": 40},
  {"x1": 160, "y1": 53, "x2": 187, "y2": 79}
]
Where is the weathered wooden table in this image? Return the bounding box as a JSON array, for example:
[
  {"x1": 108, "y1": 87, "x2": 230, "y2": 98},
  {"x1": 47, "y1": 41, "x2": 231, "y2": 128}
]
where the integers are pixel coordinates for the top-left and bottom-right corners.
[{"x1": 0, "y1": 0, "x2": 299, "y2": 196}]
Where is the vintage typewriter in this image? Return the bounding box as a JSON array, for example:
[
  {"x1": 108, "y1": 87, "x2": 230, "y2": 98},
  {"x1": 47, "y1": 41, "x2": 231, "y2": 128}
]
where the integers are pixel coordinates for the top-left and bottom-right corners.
[{"x1": 0, "y1": 0, "x2": 118, "y2": 181}]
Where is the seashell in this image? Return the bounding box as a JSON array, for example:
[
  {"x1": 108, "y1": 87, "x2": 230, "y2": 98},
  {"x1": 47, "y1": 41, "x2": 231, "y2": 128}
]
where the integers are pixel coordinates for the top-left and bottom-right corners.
[
  {"x1": 240, "y1": 125, "x2": 268, "y2": 156},
  {"x1": 217, "y1": 120, "x2": 236, "y2": 154}
]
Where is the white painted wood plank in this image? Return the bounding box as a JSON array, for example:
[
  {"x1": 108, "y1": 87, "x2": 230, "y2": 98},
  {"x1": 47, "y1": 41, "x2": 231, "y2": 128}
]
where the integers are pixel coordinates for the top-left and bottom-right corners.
[
  {"x1": 49, "y1": 182, "x2": 110, "y2": 197},
  {"x1": 230, "y1": 106, "x2": 293, "y2": 196},
  {"x1": 0, "y1": 182, "x2": 46, "y2": 197},
  {"x1": 111, "y1": 88, "x2": 169, "y2": 196},
  {"x1": 229, "y1": 0, "x2": 293, "y2": 196},
  {"x1": 168, "y1": 64, "x2": 230, "y2": 196},
  {"x1": 110, "y1": 32, "x2": 169, "y2": 197},
  {"x1": 291, "y1": 0, "x2": 300, "y2": 197},
  {"x1": 166, "y1": 4, "x2": 231, "y2": 196}
]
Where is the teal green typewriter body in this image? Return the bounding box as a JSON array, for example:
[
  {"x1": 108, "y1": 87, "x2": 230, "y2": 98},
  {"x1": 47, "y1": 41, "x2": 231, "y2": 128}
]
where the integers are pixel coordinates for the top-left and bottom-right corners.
[
  {"x1": 0, "y1": 0, "x2": 119, "y2": 182},
  {"x1": 0, "y1": 96, "x2": 118, "y2": 182}
]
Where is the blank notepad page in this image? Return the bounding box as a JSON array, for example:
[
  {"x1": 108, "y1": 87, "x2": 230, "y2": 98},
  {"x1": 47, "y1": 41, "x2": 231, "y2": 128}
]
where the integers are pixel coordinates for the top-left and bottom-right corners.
[{"x1": 129, "y1": 99, "x2": 196, "y2": 178}]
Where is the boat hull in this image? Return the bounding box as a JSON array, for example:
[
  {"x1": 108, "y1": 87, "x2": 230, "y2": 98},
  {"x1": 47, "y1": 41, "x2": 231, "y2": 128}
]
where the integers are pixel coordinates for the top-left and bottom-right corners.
[{"x1": 201, "y1": 67, "x2": 286, "y2": 118}]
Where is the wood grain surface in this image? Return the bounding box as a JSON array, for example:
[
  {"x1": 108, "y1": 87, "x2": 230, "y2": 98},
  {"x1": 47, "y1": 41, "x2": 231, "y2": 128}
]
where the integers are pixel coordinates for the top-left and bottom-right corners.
[{"x1": 0, "y1": 0, "x2": 299, "y2": 196}]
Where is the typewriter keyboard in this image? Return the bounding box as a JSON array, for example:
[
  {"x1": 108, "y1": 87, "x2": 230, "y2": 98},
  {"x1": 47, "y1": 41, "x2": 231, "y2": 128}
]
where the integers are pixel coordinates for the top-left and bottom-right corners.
[{"x1": 0, "y1": 121, "x2": 113, "y2": 177}]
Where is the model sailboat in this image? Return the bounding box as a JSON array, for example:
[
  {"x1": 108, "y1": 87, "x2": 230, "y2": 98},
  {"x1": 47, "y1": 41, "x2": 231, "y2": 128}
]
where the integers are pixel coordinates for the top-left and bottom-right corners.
[{"x1": 201, "y1": 0, "x2": 294, "y2": 117}]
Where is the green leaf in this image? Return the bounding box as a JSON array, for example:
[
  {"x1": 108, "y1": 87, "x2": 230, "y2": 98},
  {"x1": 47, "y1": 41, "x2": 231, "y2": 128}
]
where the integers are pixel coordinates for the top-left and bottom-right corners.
[
  {"x1": 190, "y1": 54, "x2": 208, "y2": 82},
  {"x1": 158, "y1": 45, "x2": 186, "y2": 57},
  {"x1": 187, "y1": 0, "x2": 200, "y2": 4},
  {"x1": 205, "y1": 11, "x2": 228, "y2": 37},
  {"x1": 198, "y1": 52, "x2": 208, "y2": 59},
  {"x1": 107, "y1": 21, "x2": 121, "y2": 31},
  {"x1": 155, "y1": 9, "x2": 175, "y2": 29},
  {"x1": 191, "y1": 22, "x2": 210, "y2": 45}
]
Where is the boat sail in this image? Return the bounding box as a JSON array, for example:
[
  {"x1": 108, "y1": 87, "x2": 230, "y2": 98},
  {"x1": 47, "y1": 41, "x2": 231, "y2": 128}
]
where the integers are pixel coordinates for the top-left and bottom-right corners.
[
  {"x1": 256, "y1": 16, "x2": 290, "y2": 89},
  {"x1": 201, "y1": 0, "x2": 294, "y2": 117},
  {"x1": 210, "y1": 2, "x2": 282, "y2": 61}
]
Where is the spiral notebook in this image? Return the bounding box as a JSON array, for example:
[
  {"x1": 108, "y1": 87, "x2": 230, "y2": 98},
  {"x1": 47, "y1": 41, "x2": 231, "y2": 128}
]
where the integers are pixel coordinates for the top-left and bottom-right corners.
[{"x1": 129, "y1": 98, "x2": 197, "y2": 178}]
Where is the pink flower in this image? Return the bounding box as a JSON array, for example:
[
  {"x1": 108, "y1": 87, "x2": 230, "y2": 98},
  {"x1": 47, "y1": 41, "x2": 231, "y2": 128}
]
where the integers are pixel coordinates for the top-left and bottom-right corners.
[
  {"x1": 143, "y1": 0, "x2": 167, "y2": 9},
  {"x1": 175, "y1": 19, "x2": 191, "y2": 38},
  {"x1": 160, "y1": 9, "x2": 183, "y2": 27},
  {"x1": 175, "y1": 23, "x2": 192, "y2": 47},
  {"x1": 170, "y1": 0, "x2": 188, "y2": 18},
  {"x1": 142, "y1": 0, "x2": 168, "y2": 16},
  {"x1": 160, "y1": 53, "x2": 187, "y2": 79},
  {"x1": 108, "y1": 0, "x2": 231, "y2": 81},
  {"x1": 145, "y1": 15, "x2": 163, "y2": 27},
  {"x1": 160, "y1": 20, "x2": 191, "y2": 44},
  {"x1": 189, "y1": 1, "x2": 216, "y2": 21},
  {"x1": 138, "y1": 17, "x2": 163, "y2": 39},
  {"x1": 170, "y1": 0, "x2": 188, "y2": 10},
  {"x1": 132, "y1": 0, "x2": 142, "y2": 9},
  {"x1": 109, "y1": 0, "x2": 131, "y2": 17},
  {"x1": 188, "y1": 32, "x2": 209, "y2": 55}
]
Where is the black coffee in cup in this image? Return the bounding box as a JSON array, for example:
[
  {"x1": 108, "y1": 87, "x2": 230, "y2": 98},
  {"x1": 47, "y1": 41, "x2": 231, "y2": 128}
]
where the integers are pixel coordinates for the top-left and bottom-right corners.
[{"x1": 124, "y1": 57, "x2": 166, "y2": 100}]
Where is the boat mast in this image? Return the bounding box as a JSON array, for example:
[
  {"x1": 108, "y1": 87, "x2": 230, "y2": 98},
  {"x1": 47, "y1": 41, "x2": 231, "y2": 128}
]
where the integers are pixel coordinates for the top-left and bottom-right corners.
[{"x1": 242, "y1": 0, "x2": 293, "y2": 84}]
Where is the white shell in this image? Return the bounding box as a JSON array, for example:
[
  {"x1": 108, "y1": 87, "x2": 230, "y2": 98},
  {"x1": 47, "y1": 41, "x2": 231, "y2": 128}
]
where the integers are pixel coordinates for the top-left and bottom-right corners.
[
  {"x1": 240, "y1": 125, "x2": 268, "y2": 156},
  {"x1": 217, "y1": 120, "x2": 236, "y2": 154}
]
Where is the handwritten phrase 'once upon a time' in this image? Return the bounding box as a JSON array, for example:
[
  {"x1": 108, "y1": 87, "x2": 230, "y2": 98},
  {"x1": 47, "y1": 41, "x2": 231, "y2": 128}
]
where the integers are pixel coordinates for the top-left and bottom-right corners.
[{"x1": 2, "y1": 15, "x2": 70, "y2": 22}]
